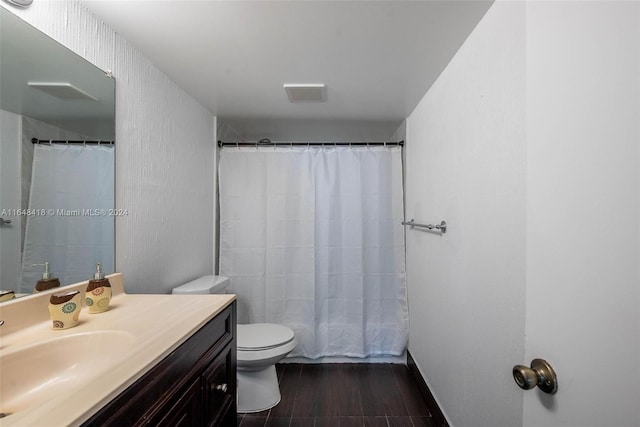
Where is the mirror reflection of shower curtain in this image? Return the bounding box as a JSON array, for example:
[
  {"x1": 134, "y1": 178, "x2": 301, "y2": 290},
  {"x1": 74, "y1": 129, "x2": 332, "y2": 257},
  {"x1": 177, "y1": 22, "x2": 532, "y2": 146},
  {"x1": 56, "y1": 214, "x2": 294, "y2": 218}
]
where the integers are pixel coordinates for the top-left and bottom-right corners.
[
  {"x1": 219, "y1": 146, "x2": 408, "y2": 359},
  {"x1": 20, "y1": 144, "x2": 114, "y2": 293}
]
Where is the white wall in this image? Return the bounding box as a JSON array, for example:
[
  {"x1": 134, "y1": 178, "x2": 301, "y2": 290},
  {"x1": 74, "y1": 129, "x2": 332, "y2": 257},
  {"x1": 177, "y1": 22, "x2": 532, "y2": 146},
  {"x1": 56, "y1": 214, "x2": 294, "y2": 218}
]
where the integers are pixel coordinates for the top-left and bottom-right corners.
[
  {"x1": 2, "y1": 1, "x2": 216, "y2": 293},
  {"x1": 0, "y1": 109, "x2": 22, "y2": 290},
  {"x1": 406, "y1": 1, "x2": 640, "y2": 426},
  {"x1": 524, "y1": 1, "x2": 640, "y2": 426},
  {"x1": 404, "y1": 2, "x2": 526, "y2": 426},
  {"x1": 222, "y1": 118, "x2": 401, "y2": 143}
]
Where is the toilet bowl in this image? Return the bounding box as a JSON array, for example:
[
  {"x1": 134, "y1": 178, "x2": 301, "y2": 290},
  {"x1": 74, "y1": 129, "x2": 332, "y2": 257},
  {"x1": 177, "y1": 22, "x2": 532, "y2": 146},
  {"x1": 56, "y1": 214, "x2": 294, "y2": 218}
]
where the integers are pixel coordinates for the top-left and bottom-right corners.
[
  {"x1": 237, "y1": 323, "x2": 297, "y2": 412},
  {"x1": 172, "y1": 275, "x2": 297, "y2": 413}
]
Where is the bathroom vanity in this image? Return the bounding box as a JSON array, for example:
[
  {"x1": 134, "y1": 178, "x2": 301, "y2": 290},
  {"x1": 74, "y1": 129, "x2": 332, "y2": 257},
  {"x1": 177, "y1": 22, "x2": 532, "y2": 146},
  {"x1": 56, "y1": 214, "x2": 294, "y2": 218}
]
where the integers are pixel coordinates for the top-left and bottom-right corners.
[
  {"x1": 82, "y1": 302, "x2": 236, "y2": 426},
  {"x1": 0, "y1": 273, "x2": 236, "y2": 426}
]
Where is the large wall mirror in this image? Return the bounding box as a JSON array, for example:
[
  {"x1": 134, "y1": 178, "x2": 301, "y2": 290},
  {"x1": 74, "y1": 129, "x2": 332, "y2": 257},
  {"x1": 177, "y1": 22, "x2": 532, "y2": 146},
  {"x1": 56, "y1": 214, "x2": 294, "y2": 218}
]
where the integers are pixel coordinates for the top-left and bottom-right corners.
[{"x1": 0, "y1": 8, "x2": 115, "y2": 297}]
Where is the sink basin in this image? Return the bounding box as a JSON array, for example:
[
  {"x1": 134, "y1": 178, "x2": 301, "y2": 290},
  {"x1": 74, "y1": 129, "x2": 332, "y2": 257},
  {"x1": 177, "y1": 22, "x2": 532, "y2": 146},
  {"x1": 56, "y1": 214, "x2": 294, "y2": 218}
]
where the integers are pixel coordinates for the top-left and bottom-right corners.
[{"x1": 0, "y1": 330, "x2": 135, "y2": 415}]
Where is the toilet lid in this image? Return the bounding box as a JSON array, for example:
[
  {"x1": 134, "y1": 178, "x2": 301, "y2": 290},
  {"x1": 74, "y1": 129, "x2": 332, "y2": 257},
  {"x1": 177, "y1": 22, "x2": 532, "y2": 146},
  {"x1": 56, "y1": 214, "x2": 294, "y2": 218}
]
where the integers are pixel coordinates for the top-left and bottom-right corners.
[{"x1": 237, "y1": 323, "x2": 295, "y2": 351}]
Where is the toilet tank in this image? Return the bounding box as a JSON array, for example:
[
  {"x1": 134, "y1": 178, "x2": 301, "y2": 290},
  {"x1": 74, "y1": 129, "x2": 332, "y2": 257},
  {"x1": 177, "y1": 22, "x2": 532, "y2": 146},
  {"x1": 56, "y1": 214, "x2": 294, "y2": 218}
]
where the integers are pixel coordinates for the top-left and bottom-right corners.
[{"x1": 172, "y1": 275, "x2": 229, "y2": 295}]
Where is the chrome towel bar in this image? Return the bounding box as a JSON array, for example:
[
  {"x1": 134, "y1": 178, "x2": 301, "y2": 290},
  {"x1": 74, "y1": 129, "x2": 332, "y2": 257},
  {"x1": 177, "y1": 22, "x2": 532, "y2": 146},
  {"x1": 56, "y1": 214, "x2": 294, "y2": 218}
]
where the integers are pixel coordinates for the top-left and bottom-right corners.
[{"x1": 401, "y1": 219, "x2": 447, "y2": 233}]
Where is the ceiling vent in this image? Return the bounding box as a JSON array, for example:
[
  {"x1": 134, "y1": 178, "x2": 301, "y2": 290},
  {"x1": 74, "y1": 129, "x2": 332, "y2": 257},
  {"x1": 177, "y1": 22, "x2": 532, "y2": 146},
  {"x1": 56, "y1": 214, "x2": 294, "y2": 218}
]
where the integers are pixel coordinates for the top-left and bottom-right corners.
[
  {"x1": 284, "y1": 84, "x2": 326, "y2": 103},
  {"x1": 28, "y1": 82, "x2": 99, "y2": 101}
]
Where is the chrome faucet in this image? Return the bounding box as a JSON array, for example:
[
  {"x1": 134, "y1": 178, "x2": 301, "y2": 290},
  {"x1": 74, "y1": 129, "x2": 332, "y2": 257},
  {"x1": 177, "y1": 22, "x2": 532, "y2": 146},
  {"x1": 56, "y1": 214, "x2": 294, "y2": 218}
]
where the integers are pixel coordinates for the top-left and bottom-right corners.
[{"x1": 0, "y1": 320, "x2": 4, "y2": 326}]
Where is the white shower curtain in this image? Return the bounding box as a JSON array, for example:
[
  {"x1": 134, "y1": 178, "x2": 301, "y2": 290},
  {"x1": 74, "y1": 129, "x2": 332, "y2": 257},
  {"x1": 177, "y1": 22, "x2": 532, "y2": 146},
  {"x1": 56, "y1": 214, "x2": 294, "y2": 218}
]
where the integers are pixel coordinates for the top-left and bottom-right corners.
[
  {"x1": 219, "y1": 146, "x2": 408, "y2": 359},
  {"x1": 20, "y1": 144, "x2": 114, "y2": 292}
]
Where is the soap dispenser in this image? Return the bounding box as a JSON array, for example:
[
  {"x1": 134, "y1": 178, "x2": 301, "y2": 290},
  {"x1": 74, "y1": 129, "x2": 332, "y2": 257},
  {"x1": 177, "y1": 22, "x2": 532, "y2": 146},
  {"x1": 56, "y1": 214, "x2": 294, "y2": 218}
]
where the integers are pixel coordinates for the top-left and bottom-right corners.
[
  {"x1": 32, "y1": 262, "x2": 61, "y2": 292},
  {"x1": 49, "y1": 290, "x2": 82, "y2": 329},
  {"x1": 0, "y1": 290, "x2": 15, "y2": 302},
  {"x1": 85, "y1": 263, "x2": 111, "y2": 313}
]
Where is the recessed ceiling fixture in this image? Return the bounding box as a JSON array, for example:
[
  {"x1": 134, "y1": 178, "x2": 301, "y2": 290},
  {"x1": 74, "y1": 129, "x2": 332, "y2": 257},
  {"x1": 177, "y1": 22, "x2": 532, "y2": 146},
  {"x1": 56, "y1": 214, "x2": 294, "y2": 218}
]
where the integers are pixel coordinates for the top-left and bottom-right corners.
[
  {"x1": 283, "y1": 84, "x2": 327, "y2": 103},
  {"x1": 28, "y1": 82, "x2": 99, "y2": 101},
  {"x1": 3, "y1": 0, "x2": 33, "y2": 7}
]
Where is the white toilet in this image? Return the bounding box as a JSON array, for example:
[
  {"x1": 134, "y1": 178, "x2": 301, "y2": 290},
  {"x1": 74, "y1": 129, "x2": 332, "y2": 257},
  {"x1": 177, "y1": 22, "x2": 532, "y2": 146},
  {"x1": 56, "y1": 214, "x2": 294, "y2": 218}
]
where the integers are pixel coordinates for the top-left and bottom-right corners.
[{"x1": 172, "y1": 275, "x2": 297, "y2": 413}]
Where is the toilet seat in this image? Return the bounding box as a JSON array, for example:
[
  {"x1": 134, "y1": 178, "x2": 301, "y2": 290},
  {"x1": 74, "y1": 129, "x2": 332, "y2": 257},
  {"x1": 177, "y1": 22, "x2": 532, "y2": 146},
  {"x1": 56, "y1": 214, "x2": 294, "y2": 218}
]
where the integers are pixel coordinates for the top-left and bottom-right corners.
[{"x1": 237, "y1": 323, "x2": 295, "y2": 351}]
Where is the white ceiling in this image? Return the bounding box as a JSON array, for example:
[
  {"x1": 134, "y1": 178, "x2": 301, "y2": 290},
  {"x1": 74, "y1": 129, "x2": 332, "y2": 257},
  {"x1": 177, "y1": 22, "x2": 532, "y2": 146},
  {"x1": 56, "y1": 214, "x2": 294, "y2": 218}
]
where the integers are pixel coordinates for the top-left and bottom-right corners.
[{"x1": 81, "y1": 0, "x2": 493, "y2": 139}]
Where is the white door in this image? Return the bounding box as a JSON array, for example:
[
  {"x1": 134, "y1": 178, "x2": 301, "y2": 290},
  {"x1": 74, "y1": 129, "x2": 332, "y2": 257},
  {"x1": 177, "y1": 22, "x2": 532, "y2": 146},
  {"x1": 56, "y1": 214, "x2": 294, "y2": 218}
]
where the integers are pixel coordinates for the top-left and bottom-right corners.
[{"x1": 523, "y1": 2, "x2": 640, "y2": 426}]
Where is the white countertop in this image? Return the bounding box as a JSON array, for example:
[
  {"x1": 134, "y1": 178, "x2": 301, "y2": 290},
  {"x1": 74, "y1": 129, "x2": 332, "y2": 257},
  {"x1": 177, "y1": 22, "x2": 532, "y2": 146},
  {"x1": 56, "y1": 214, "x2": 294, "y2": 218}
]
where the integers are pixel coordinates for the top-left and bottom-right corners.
[{"x1": 0, "y1": 273, "x2": 235, "y2": 427}]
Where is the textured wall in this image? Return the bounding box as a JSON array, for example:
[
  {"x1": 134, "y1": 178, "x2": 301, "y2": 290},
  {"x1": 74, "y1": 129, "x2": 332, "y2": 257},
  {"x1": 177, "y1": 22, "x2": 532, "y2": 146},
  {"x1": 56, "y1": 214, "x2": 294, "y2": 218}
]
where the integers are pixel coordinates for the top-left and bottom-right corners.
[
  {"x1": 3, "y1": 1, "x2": 216, "y2": 293},
  {"x1": 404, "y1": 2, "x2": 526, "y2": 426}
]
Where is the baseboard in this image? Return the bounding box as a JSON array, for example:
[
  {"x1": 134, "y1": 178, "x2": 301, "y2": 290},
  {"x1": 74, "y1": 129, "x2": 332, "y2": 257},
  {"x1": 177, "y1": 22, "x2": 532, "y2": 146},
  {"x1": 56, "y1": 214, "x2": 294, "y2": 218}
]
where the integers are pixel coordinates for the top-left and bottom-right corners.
[
  {"x1": 283, "y1": 352, "x2": 406, "y2": 364},
  {"x1": 407, "y1": 350, "x2": 450, "y2": 427}
]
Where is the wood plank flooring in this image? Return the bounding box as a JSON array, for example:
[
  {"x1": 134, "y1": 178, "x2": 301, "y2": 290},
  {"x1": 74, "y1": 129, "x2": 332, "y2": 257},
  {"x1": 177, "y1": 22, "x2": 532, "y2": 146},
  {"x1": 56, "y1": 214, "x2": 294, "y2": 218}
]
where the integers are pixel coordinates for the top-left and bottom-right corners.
[{"x1": 237, "y1": 363, "x2": 436, "y2": 427}]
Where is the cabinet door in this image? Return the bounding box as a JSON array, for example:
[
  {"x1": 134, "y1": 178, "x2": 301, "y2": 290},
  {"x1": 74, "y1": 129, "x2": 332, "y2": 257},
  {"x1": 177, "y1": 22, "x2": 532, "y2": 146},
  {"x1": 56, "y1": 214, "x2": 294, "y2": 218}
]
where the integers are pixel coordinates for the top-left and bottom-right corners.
[
  {"x1": 202, "y1": 344, "x2": 236, "y2": 426},
  {"x1": 148, "y1": 378, "x2": 202, "y2": 427}
]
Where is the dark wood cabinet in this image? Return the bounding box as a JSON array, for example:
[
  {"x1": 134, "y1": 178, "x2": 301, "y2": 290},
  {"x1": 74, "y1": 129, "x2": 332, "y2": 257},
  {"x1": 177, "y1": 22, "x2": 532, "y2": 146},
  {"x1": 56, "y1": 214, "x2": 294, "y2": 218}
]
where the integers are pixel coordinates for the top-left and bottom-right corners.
[
  {"x1": 82, "y1": 302, "x2": 237, "y2": 427},
  {"x1": 202, "y1": 345, "x2": 235, "y2": 426},
  {"x1": 150, "y1": 378, "x2": 202, "y2": 427}
]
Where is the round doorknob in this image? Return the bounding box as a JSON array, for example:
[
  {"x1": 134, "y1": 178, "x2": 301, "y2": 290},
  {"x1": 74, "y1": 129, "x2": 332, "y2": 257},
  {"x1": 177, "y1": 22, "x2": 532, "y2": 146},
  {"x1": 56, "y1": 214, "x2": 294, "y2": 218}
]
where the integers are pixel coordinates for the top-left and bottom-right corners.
[
  {"x1": 513, "y1": 358, "x2": 558, "y2": 394},
  {"x1": 513, "y1": 365, "x2": 538, "y2": 390}
]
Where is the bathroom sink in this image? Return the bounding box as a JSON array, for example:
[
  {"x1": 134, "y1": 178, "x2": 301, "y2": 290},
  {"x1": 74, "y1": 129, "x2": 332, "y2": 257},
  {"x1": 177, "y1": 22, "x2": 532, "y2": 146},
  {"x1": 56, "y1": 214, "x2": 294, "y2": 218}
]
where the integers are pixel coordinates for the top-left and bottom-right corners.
[{"x1": 0, "y1": 330, "x2": 135, "y2": 416}]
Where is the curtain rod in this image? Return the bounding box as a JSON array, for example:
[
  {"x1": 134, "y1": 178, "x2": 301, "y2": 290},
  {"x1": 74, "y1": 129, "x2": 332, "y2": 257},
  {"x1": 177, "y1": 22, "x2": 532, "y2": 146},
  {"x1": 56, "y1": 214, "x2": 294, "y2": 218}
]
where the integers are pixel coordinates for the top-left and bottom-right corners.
[
  {"x1": 217, "y1": 139, "x2": 404, "y2": 148},
  {"x1": 31, "y1": 138, "x2": 115, "y2": 145}
]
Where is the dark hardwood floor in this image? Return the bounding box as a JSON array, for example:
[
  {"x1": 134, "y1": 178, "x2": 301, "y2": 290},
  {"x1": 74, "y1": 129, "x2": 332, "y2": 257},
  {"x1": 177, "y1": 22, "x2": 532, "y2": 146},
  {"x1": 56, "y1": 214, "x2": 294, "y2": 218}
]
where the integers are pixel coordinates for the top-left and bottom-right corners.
[{"x1": 237, "y1": 363, "x2": 436, "y2": 427}]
